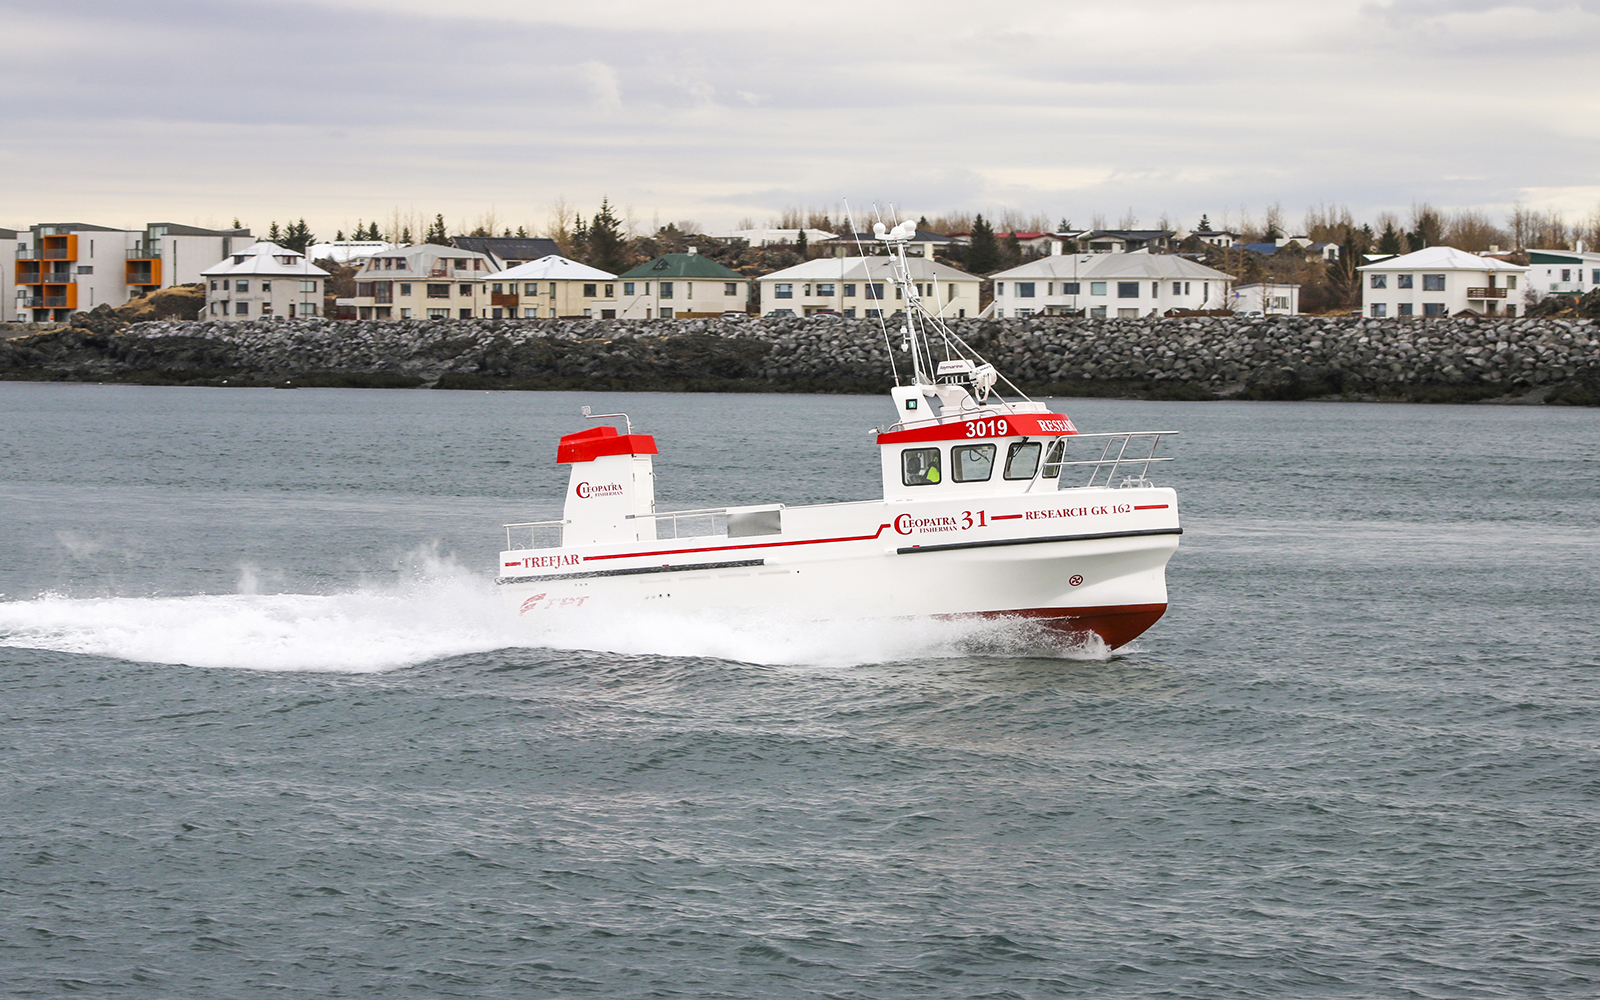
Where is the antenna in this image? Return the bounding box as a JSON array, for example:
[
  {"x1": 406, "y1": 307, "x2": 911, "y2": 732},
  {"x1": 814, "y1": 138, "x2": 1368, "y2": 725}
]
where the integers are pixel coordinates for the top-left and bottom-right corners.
[{"x1": 581, "y1": 406, "x2": 633, "y2": 435}]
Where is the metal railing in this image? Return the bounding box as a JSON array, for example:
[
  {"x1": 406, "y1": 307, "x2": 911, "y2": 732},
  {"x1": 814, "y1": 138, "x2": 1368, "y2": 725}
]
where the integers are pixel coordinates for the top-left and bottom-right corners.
[
  {"x1": 42, "y1": 248, "x2": 71, "y2": 259},
  {"x1": 126, "y1": 248, "x2": 160, "y2": 259},
  {"x1": 1466, "y1": 287, "x2": 1507, "y2": 299},
  {"x1": 1055, "y1": 431, "x2": 1177, "y2": 488},
  {"x1": 41, "y1": 274, "x2": 73, "y2": 284},
  {"x1": 504, "y1": 519, "x2": 568, "y2": 550}
]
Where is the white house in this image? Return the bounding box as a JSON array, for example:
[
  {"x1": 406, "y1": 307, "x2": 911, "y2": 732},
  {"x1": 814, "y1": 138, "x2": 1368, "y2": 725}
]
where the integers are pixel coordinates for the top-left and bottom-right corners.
[
  {"x1": 202, "y1": 242, "x2": 329, "y2": 321},
  {"x1": 757, "y1": 257, "x2": 982, "y2": 319},
  {"x1": 1526, "y1": 247, "x2": 1600, "y2": 300},
  {"x1": 989, "y1": 251, "x2": 1233, "y2": 318},
  {"x1": 16, "y1": 221, "x2": 253, "y2": 323},
  {"x1": 1357, "y1": 246, "x2": 1529, "y2": 318},
  {"x1": 306, "y1": 240, "x2": 400, "y2": 264},
  {"x1": 491, "y1": 255, "x2": 619, "y2": 318},
  {"x1": 708, "y1": 227, "x2": 836, "y2": 247},
  {"x1": 347, "y1": 244, "x2": 500, "y2": 319},
  {"x1": 1231, "y1": 282, "x2": 1300, "y2": 316},
  {"x1": 617, "y1": 250, "x2": 749, "y2": 319}
]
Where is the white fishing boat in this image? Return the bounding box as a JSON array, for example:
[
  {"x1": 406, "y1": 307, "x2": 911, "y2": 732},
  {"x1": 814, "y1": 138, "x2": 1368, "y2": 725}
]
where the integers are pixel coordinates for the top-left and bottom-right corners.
[{"x1": 499, "y1": 221, "x2": 1181, "y2": 649}]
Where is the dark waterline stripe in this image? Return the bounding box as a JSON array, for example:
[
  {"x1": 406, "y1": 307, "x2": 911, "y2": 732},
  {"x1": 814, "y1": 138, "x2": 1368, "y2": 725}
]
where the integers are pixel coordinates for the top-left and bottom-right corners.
[
  {"x1": 498, "y1": 558, "x2": 766, "y2": 585},
  {"x1": 897, "y1": 526, "x2": 1182, "y2": 555}
]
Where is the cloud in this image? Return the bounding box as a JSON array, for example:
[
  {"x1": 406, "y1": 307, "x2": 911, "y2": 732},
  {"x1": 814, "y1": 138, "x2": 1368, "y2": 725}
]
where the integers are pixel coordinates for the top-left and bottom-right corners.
[{"x1": 1, "y1": 0, "x2": 1598, "y2": 234}]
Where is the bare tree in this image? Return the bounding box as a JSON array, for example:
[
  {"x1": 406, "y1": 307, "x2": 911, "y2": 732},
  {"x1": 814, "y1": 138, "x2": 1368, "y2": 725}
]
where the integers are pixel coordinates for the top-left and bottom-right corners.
[
  {"x1": 546, "y1": 197, "x2": 575, "y2": 246},
  {"x1": 1118, "y1": 207, "x2": 1139, "y2": 229},
  {"x1": 1443, "y1": 209, "x2": 1507, "y2": 253}
]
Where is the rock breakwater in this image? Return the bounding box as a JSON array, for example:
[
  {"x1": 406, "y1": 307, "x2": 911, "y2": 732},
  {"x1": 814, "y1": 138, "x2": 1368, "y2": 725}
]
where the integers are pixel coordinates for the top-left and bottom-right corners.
[{"x1": 2, "y1": 314, "x2": 1597, "y2": 403}]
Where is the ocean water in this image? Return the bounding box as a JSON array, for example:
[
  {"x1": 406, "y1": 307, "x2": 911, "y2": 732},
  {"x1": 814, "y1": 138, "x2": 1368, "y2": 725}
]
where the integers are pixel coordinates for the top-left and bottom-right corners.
[{"x1": 2, "y1": 382, "x2": 1598, "y2": 999}]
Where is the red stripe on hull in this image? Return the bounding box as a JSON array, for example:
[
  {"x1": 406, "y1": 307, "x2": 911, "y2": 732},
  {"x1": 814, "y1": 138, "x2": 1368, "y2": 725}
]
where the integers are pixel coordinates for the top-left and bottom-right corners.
[{"x1": 970, "y1": 602, "x2": 1167, "y2": 649}]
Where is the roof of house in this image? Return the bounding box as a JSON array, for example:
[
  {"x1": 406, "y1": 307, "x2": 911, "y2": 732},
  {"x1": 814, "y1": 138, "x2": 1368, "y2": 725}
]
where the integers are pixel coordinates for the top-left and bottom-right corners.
[
  {"x1": 619, "y1": 252, "x2": 745, "y2": 280},
  {"x1": 200, "y1": 242, "x2": 330, "y2": 278},
  {"x1": 495, "y1": 255, "x2": 618, "y2": 281},
  {"x1": 759, "y1": 256, "x2": 980, "y2": 283},
  {"x1": 1082, "y1": 229, "x2": 1175, "y2": 242},
  {"x1": 1529, "y1": 248, "x2": 1600, "y2": 264},
  {"x1": 149, "y1": 223, "x2": 251, "y2": 237},
  {"x1": 0, "y1": 228, "x2": 18, "y2": 239},
  {"x1": 449, "y1": 235, "x2": 563, "y2": 261},
  {"x1": 32, "y1": 222, "x2": 131, "y2": 233},
  {"x1": 354, "y1": 243, "x2": 499, "y2": 274},
  {"x1": 1356, "y1": 246, "x2": 1528, "y2": 272},
  {"x1": 989, "y1": 251, "x2": 1232, "y2": 282}
]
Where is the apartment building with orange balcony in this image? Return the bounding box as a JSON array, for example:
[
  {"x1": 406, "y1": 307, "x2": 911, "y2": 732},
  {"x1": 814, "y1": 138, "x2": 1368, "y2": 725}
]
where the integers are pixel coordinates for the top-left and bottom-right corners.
[{"x1": 14, "y1": 222, "x2": 252, "y2": 323}]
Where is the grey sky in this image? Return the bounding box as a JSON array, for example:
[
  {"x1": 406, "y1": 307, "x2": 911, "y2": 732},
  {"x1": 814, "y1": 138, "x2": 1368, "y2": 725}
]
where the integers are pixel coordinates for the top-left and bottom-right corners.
[{"x1": 4, "y1": 0, "x2": 1598, "y2": 237}]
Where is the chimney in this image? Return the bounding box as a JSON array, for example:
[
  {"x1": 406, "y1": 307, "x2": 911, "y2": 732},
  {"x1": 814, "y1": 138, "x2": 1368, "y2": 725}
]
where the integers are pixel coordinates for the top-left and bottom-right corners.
[
  {"x1": 1050, "y1": 240, "x2": 1062, "y2": 255},
  {"x1": 687, "y1": 246, "x2": 698, "y2": 255}
]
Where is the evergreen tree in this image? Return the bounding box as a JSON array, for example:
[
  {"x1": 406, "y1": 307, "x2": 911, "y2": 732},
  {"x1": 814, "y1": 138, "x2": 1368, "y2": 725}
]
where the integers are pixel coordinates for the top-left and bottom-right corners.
[
  {"x1": 1264, "y1": 219, "x2": 1283, "y2": 241},
  {"x1": 965, "y1": 214, "x2": 1001, "y2": 274},
  {"x1": 335, "y1": 229, "x2": 345, "y2": 241},
  {"x1": 1058, "y1": 217, "x2": 1072, "y2": 234},
  {"x1": 1003, "y1": 232, "x2": 1024, "y2": 267},
  {"x1": 267, "y1": 221, "x2": 282, "y2": 243},
  {"x1": 502, "y1": 227, "x2": 512, "y2": 238},
  {"x1": 281, "y1": 219, "x2": 314, "y2": 254},
  {"x1": 1198, "y1": 214, "x2": 1212, "y2": 231},
  {"x1": 516, "y1": 226, "x2": 528, "y2": 238},
  {"x1": 231, "y1": 217, "x2": 242, "y2": 229},
  {"x1": 366, "y1": 222, "x2": 383, "y2": 242},
  {"x1": 1377, "y1": 222, "x2": 1403, "y2": 255},
  {"x1": 570, "y1": 215, "x2": 590, "y2": 261},
  {"x1": 796, "y1": 228, "x2": 808, "y2": 257},
  {"x1": 425, "y1": 214, "x2": 448, "y2": 246},
  {"x1": 585, "y1": 199, "x2": 628, "y2": 274}
]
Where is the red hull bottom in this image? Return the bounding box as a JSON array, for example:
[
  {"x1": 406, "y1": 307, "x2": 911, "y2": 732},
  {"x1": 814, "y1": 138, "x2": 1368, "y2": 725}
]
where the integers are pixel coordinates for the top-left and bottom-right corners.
[{"x1": 973, "y1": 603, "x2": 1168, "y2": 650}]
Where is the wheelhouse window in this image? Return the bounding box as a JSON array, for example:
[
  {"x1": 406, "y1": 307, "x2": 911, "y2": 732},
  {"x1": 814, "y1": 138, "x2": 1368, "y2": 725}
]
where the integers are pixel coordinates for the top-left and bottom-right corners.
[
  {"x1": 1041, "y1": 440, "x2": 1065, "y2": 479},
  {"x1": 902, "y1": 448, "x2": 942, "y2": 486},
  {"x1": 1003, "y1": 442, "x2": 1041, "y2": 480},
  {"x1": 951, "y1": 444, "x2": 996, "y2": 482}
]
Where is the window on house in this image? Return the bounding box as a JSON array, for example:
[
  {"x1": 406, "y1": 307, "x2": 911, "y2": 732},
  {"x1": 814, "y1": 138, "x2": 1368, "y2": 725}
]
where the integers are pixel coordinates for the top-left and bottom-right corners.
[
  {"x1": 659, "y1": 307, "x2": 673, "y2": 318},
  {"x1": 1398, "y1": 303, "x2": 1413, "y2": 316},
  {"x1": 400, "y1": 308, "x2": 410, "y2": 319},
  {"x1": 624, "y1": 282, "x2": 636, "y2": 295},
  {"x1": 867, "y1": 283, "x2": 884, "y2": 300},
  {"x1": 724, "y1": 282, "x2": 738, "y2": 296},
  {"x1": 1506, "y1": 304, "x2": 1517, "y2": 316},
  {"x1": 1172, "y1": 282, "x2": 1182, "y2": 295},
  {"x1": 1370, "y1": 303, "x2": 1387, "y2": 317},
  {"x1": 1506, "y1": 276, "x2": 1517, "y2": 290},
  {"x1": 802, "y1": 284, "x2": 811, "y2": 297},
  {"x1": 1017, "y1": 282, "x2": 1035, "y2": 298},
  {"x1": 583, "y1": 308, "x2": 592, "y2": 317},
  {"x1": 1370, "y1": 274, "x2": 1387, "y2": 289},
  {"x1": 261, "y1": 301, "x2": 273, "y2": 315},
  {"x1": 399, "y1": 283, "x2": 411, "y2": 296},
  {"x1": 1061, "y1": 282, "x2": 1080, "y2": 295},
  {"x1": 427, "y1": 284, "x2": 449, "y2": 298},
  {"x1": 1561, "y1": 269, "x2": 1571, "y2": 281},
  {"x1": 459, "y1": 308, "x2": 471, "y2": 319},
  {"x1": 301, "y1": 280, "x2": 317, "y2": 293},
  {"x1": 817, "y1": 283, "x2": 835, "y2": 296},
  {"x1": 236, "y1": 301, "x2": 249, "y2": 315},
  {"x1": 1185, "y1": 282, "x2": 1191, "y2": 294},
  {"x1": 236, "y1": 280, "x2": 248, "y2": 293},
  {"x1": 584, "y1": 283, "x2": 597, "y2": 296},
  {"x1": 1592, "y1": 270, "x2": 1599, "y2": 284},
  {"x1": 996, "y1": 283, "x2": 1005, "y2": 296},
  {"x1": 1090, "y1": 282, "x2": 1106, "y2": 295},
  {"x1": 492, "y1": 283, "x2": 503, "y2": 294},
  {"x1": 843, "y1": 308, "x2": 855, "y2": 318},
  {"x1": 686, "y1": 282, "x2": 693, "y2": 299},
  {"x1": 774, "y1": 283, "x2": 793, "y2": 299},
  {"x1": 1117, "y1": 282, "x2": 1139, "y2": 298},
  {"x1": 1090, "y1": 305, "x2": 1106, "y2": 318},
  {"x1": 78, "y1": 265, "x2": 93, "y2": 275},
  {"x1": 261, "y1": 281, "x2": 271, "y2": 292},
  {"x1": 1423, "y1": 302, "x2": 1446, "y2": 316},
  {"x1": 1422, "y1": 274, "x2": 1445, "y2": 291},
  {"x1": 210, "y1": 280, "x2": 218, "y2": 291},
  {"x1": 428, "y1": 308, "x2": 448, "y2": 319},
  {"x1": 660, "y1": 281, "x2": 674, "y2": 299},
  {"x1": 395, "y1": 259, "x2": 407, "y2": 269},
  {"x1": 1271, "y1": 296, "x2": 1289, "y2": 310},
  {"x1": 549, "y1": 283, "x2": 557, "y2": 296},
  {"x1": 459, "y1": 284, "x2": 471, "y2": 297},
  {"x1": 865, "y1": 308, "x2": 882, "y2": 318},
  {"x1": 843, "y1": 284, "x2": 856, "y2": 297},
  {"x1": 1397, "y1": 274, "x2": 1413, "y2": 288},
  {"x1": 604, "y1": 284, "x2": 614, "y2": 297}
]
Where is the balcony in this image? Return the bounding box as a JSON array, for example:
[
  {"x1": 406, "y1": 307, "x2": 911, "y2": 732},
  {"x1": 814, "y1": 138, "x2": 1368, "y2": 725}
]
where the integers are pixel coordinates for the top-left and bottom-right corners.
[
  {"x1": 22, "y1": 297, "x2": 44, "y2": 309},
  {"x1": 490, "y1": 292, "x2": 520, "y2": 309},
  {"x1": 1466, "y1": 287, "x2": 1507, "y2": 299},
  {"x1": 42, "y1": 296, "x2": 68, "y2": 307},
  {"x1": 15, "y1": 246, "x2": 38, "y2": 260},
  {"x1": 42, "y1": 248, "x2": 72, "y2": 259},
  {"x1": 42, "y1": 273, "x2": 73, "y2": 284},
  {"x1": 126, "y1": 248, "x2": 161, "y2": 260}
]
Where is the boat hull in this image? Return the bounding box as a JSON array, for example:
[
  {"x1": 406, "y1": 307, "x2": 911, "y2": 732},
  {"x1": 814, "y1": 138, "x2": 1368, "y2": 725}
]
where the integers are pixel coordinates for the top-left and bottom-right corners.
[{"x1": 500, "y1": 487, "x2": 1179, "y2": 650}]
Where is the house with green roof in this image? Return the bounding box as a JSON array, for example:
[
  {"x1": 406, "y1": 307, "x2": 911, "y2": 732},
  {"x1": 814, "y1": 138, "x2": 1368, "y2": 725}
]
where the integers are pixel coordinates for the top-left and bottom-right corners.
[{"x1": 617, "y1": 249, "x2": 749, "y2": 318}]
